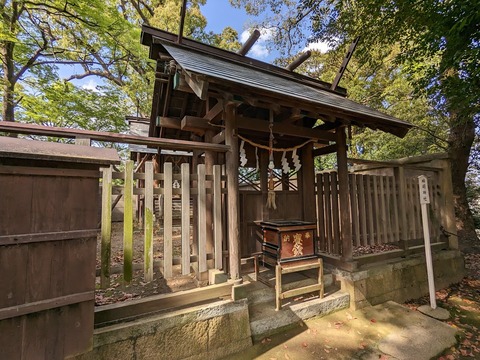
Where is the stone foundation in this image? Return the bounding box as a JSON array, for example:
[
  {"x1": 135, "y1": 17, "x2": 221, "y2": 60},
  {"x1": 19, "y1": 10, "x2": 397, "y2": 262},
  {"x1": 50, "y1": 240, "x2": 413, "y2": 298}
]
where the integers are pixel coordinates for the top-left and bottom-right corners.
[
  {"x1": 332, "y1": 250, "x2": 465, "y2": 310},
  {"x1": 71, "y1": 299, "x2": 252, "y2": 360}
]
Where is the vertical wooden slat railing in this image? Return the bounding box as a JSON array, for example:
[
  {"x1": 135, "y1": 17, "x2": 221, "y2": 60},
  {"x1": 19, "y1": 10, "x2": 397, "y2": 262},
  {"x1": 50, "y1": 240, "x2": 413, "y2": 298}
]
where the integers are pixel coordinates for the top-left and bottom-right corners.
[
  {"x1": 163, "y1": 162, "x2": 173, "y2": 279},
  {"x1": 331, "y1": 173, "x2": 340, "y2": 254},
  {"x1": 366, "y1": 175, "x2": 375, "y2": 245},
  {"x1": 197, "y1": 164, "x2": 207, "y2": 273},
  {"x1": 316, "y1": 173, "x2": 326, "y2": 252},
  {"x1": 123, "y1": 160, "x2": 134, "y2": 282},
  {"x1": 391, "y1": 176, "x2": 400, "y2": 243},
  {"x1": 349, "y1": 174, "x2": 360, "y2": 247},
  {"x1": 324, "y1": 173, "x2": 333, "y2": 253},
  {"x1": 101, "y1": 166, "x2": 113, "y2": 288},
  {"x1": 99, "y1": 161, "x2": 226, "y2": 288},
  {"x1": 213, "y1": 165, "x2": 223, "y2": 269},
  {"x1": 144, "y1": 161, "x2": 154, "y2": 282},
  {"x1": 358, "y1": 175, "x2": 368, "y2": 246},
  {"x1": 181, "y1": 163, "x2": 191, "y2": 275},
  {"x1": 316, "y1": 168, "x2": 447, "y2": 260}
]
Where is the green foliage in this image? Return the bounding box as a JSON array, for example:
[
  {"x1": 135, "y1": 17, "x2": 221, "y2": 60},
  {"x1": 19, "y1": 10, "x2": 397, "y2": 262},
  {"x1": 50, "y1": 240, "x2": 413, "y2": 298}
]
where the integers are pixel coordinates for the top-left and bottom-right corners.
[
  {"x1": 18, "y1": 81, "x2": 129, "y2": 133},
  {"x1": 1, "y1": 0, "x2": 241, "y2": 128}
]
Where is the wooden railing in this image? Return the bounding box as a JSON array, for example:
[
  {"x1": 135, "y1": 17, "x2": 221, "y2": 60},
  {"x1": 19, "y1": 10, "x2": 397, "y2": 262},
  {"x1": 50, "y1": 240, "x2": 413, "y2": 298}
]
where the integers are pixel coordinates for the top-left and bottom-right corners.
[
  {"x1": 316, "y1": 168, "x2": 445, "y2": 258},
  {"x1": 100, "y1": 161, "x2": 226, "y2": 288}
]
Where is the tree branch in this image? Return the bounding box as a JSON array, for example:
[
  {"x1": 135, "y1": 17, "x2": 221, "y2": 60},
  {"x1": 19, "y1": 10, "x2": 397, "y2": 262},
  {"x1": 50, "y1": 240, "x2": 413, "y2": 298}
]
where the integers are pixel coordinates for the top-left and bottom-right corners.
[{"x1": 65, "y1": 70, "x2": 124, "y2": 86}]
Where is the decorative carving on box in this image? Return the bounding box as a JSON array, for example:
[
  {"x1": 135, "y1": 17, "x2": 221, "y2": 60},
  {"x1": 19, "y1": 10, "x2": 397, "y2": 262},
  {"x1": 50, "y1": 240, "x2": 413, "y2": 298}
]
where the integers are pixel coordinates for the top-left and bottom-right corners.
[{"x1": 257, "y1": 220, "x2": 317, "y2": 265}]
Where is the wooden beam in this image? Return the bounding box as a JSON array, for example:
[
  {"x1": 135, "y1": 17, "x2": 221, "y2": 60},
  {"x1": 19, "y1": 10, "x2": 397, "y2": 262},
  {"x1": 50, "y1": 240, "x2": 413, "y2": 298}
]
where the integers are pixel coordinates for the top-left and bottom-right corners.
[
  {"x1": 125, "y1": 116, "x2": 150, "y2": 123},
  {"x1": 181, "y1": 115, "x2": 215, "y2": 135},
  {"x1": 204, "y1": 100, "x2": 224, "y2": 121},
  {"x1": 94, "y1": 282, "x2": 233, "y2": 327},
  {"x1": 183, "y1": 70, "x2": 208, "y2": 100},
  {"x1": 212, "y1": 130, "x2": 225, "y2": 144},
  {"x1": 177, "y1": 0, "x2": 187, "y2": 44},
  {"x1": 331, "y1": 37, "x2": 360, "y2": 90},
  {"x1": 277, "y1": 108, "x2": 303, "y2": 123},
  {"x1": 286, "y1": 50, "x2": 312, "y2": 71},
  {"x1": 237, "y1": 29, "x2": 261, "y2": 56},
  {"x1": 208, "y1": 81, "x2": 410, "y2": 138},
  {"x1": 313, "y1": 144, "x2": 337, "y2": 157},
  {"x1": 236, "y1": 115, "x2": 336, "y2": 141},
  {"x1": 157, "y1": 116, "x2": 181, "y2": 130},
  {"x1": 0, "y1": 122, "x2": 230, "y2": 153}
]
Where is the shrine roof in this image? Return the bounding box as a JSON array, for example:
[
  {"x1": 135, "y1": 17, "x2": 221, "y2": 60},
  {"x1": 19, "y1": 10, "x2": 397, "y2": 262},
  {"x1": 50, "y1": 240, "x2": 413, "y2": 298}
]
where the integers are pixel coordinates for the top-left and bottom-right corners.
[{"x1": 141, "y1": 25, "x2": 412, "y2": 138}]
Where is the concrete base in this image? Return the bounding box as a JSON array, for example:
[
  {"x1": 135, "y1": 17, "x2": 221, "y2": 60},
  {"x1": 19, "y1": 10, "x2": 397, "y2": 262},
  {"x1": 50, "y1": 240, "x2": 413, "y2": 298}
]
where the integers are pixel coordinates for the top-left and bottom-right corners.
[
  {"x1": 208, "y1": 269, "x2": 228, "y2": 285},
  {"x1": 331, "y1": 250, "x2": 465, "y2": 310},
  {"x1": 417, "y1": 304, "x2": 451, "y2": 320}
]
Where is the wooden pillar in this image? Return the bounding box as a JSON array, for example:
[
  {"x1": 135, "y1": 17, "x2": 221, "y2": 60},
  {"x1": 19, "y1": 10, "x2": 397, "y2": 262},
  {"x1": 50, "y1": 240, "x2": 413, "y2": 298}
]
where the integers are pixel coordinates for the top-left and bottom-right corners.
[
  {"x1": 225, "y1": 103, "x2": 241, "y2": 281},
  {"x1": 204, "y1": 130, "x2": 217, "y2": 268},
  {"x1": 336, "y1": 126, "x2": 353, "y2": 262},
  {"x1": 300, "y1": 142, "x2": 316, "y2": 222}
]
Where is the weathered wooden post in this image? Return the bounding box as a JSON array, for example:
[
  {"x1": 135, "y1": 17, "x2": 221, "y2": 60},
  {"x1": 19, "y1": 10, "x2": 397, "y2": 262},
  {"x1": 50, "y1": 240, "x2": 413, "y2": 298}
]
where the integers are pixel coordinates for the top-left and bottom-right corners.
[
  {"x1": 224, "y1": 103, "x2": 241, "y2": 281},
  {"x1": 336, "y1": 126, "x2": 353, "y2": 263}
]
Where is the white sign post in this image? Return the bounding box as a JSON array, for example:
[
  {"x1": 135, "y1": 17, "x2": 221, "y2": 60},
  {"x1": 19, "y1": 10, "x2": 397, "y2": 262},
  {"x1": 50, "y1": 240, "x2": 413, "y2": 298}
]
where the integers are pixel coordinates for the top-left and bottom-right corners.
[{"x1": 418, "y1": 175, "x2": 437, "y2": 309}]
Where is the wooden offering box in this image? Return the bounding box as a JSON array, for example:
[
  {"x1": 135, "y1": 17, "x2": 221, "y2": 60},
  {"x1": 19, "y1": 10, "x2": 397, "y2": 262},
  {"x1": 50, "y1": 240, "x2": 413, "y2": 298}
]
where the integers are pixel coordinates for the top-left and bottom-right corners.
[{"x1": 258, "y1": 220, "x2": 317, "y2": 265}]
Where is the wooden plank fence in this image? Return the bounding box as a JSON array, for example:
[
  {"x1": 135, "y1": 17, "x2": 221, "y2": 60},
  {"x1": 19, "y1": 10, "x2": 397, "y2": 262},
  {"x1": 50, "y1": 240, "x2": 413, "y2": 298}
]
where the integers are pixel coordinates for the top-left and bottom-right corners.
[
  {"x1": 316, "y1": 170, "x2": 443, "y2": 257},
  {"x1": 100, "y1": 161, "x2": 226, "y2": 288}
]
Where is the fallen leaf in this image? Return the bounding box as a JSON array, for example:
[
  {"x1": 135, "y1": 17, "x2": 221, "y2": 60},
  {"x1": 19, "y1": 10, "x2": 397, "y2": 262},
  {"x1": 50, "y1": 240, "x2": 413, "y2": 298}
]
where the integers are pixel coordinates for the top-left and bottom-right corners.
[
  {"x1": 324, "y1": 349, "x2": 330, "y2": 354},
  {"x1": 334, "y1": 321, "x2": 344, "y2": 329},
  {"x1": 370, "y1": 318, "x2": 377, "y2": 323}
]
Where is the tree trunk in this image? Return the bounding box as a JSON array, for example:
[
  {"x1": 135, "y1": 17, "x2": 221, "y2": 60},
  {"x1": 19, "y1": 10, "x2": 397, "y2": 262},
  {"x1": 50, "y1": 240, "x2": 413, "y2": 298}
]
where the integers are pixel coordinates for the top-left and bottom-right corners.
[
  {"x1": 1, "y1": 40, "x2": 15, "y2": 122},
  {"x1": 448, "y1": 113, "x2": 478, "y2": 250}
]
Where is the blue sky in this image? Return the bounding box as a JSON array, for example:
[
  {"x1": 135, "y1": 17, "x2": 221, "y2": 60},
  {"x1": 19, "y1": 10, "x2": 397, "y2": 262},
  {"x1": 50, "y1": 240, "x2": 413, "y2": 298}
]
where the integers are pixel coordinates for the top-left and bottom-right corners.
[
  {"x1": 74, "y1": 1, "x2": 329, "y2": 91},
  {"x1": 200, "y1": 1, "x2": 279, "y2": 61}
]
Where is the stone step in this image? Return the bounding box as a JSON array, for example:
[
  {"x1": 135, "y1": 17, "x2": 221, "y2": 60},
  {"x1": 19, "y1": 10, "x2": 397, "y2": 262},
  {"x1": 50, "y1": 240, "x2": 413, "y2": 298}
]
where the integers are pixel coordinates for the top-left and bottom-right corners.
[
  {"x1": 249, "y1": 290, "x2": 350, "y2": 341},
  {"x1": 243, "y1": 269, "x2": 334, "y2": 306}
]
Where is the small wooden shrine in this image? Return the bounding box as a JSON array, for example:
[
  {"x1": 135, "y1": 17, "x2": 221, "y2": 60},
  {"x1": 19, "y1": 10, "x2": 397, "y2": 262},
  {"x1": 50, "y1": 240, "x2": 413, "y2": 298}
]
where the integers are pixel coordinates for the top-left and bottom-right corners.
[{"x1": 140, "y1": 25, "x2": 412, "y2": 280}]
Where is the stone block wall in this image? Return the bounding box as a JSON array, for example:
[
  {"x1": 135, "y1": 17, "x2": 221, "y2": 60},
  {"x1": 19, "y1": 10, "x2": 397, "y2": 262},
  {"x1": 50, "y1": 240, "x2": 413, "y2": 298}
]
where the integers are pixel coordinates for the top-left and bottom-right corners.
[
  {"x1": 333, "y1": 250, "x2": 465, "y2": 310},
  {"x1": 71, "y1": 299, "x2": 252, "y2": 360}
]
